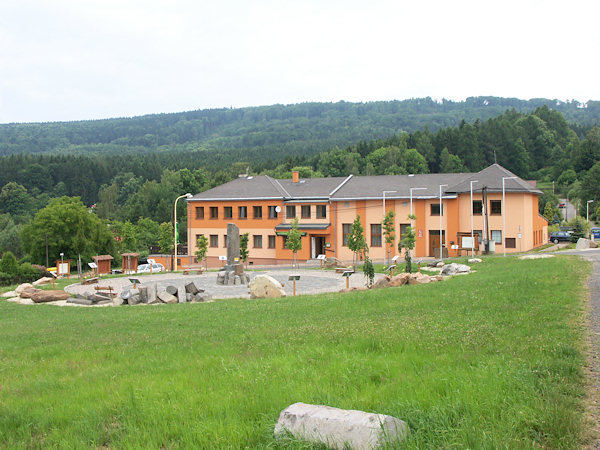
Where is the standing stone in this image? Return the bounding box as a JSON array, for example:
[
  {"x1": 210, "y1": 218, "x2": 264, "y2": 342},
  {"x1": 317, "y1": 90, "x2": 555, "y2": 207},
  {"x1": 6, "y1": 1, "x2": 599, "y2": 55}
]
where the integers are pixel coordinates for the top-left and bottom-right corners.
[
  {"x1": 138, "y1": 286, "x2": 148, "y2": 303},
  {"x1": 227, "y1": 273, "x2": 234, "y2": 285},
  {"x1": 128, "y1": 294, "x2": 141, "y2": 305},
  {"x1": 165, "y1": 285, "x2": 178, "y2": 295},
  {"x1": 186, "y1": 293, "x2": 194, "y2": 302},
  {"x1": 185, "y1": 281, "x2": 199, "y2": 294},
  {"x1": 226, "y1": 223, "x2": 240, "y2": 266},
  {"x1": 274, "y1": 402, "x2": 407, "y2": 449},
  {"x1": 217, "y1": 272, "x2": 225, "y2": 285},
  {"x1": 157, "y1": 291, "x2": 177, "y2": 304},
  {"x1": 177, "y1": 286, "x2": 186, "y2": 303},
  {"x1": 148, "y1": 283, "x2": 157, "y2": 304},
  {"x1": 234, "y1": 275, "x2": 241, "y2": 285}
]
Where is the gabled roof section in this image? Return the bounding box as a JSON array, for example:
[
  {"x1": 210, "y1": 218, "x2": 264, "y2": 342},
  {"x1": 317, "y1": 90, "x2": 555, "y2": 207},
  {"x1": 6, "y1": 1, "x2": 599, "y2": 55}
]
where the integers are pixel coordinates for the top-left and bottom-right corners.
[
  {"x1": 445, "y1": 164, "x2": 542, "y2": 195},
  {"x1": 331, "y1": 172, "x2": 472, "y2": 200},
  {"x1": 189, "y1": 176, "x2": 285, "y2": 201},
  {"x1": 278, "y1": 176, "x2": 348, "y2": 199}
]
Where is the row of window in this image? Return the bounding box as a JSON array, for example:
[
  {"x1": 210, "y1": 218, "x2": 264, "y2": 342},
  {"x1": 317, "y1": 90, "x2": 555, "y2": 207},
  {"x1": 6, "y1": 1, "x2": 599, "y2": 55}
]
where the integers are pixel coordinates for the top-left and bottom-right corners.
[
  {"x1": 200, "y1": 234, "x2": 278, "y2": 249},
  {"x1": 428, "y1": 200, "x2": 502, "y2": 216},
  {"x1": 195, "y1": 205, "x2": 327, "y2": 220}
]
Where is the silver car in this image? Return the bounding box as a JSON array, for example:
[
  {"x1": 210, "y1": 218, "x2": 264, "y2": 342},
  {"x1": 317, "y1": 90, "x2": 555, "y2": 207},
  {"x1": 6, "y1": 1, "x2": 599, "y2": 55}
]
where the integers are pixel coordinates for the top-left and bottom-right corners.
[{"x1": 136, "y1": 263, "x2": 165, "y2": 273}]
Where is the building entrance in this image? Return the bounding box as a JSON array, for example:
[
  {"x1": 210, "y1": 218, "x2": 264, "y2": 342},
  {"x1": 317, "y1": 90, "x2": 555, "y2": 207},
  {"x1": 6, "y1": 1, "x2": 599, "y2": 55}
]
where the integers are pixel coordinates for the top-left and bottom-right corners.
[
  {"x1": 311, "y1": 236, "x2": 326, "y2": 258},
  {"x1": 429, "y1": 230, "x2": 446, "y2": 257}
]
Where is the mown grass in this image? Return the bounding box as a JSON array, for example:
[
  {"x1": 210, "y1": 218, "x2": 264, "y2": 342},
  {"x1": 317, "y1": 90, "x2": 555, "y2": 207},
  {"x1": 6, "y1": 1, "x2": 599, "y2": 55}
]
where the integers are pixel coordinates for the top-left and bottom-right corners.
[{"x1": 0, "y1": 256, "x2": 590, "y2": 448}]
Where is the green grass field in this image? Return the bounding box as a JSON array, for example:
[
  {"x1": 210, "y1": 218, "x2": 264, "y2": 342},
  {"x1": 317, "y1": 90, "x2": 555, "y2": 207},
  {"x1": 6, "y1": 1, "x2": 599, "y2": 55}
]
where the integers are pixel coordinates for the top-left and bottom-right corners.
[{"x1": 0, "y1": 256, "x2": 591, "y2": 448}]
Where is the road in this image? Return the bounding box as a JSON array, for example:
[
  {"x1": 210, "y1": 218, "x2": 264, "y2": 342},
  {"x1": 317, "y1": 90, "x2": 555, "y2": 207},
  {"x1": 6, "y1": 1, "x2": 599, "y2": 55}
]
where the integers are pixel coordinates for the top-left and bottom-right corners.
[{"x1": 560, "y1": 198, "x2": 577, "y2": 222}]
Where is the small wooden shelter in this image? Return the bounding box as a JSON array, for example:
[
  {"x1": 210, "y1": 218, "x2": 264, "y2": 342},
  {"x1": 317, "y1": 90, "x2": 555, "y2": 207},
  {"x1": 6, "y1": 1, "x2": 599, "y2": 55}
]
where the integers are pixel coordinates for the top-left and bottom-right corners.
[
  {"x1": 93, "y1": 255, "x2": 114, "y2": 275},
  {"x1": 121, "y1": 253, "x2": 139, "y2": 274}
]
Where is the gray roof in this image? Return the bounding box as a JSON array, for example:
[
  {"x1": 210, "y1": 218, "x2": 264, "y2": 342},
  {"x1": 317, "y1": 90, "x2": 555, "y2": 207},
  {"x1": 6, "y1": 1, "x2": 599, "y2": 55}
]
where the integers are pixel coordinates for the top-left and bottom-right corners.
[
  {"x1": 189, "y1": 164, "x2": 541, "y2": 202},
  {"x1": 444, "y1": 164, "x2": 542, "y2": 194}
]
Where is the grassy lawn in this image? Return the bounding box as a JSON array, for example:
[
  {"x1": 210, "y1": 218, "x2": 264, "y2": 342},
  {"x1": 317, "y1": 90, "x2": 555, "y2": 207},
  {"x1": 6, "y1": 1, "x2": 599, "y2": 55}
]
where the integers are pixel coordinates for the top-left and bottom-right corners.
[{"x1": 0, "y1": 256, "x2": 591, "y2": 448}]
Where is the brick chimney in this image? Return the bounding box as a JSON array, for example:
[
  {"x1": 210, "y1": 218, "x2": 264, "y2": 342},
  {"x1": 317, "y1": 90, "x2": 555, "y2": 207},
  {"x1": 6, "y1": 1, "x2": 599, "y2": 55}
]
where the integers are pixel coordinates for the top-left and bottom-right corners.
[{"x1": 292, "y1": 171, "x2": 299, "y2": 183}]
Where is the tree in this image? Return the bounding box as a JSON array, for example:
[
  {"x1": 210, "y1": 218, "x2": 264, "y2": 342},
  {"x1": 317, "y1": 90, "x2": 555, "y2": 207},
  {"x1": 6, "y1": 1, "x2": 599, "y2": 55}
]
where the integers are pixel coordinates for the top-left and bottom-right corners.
[
  {"x1": 570, "y1": 216, "x2": 585, "y2": 243},
  {"x1": 0, "y1": 251, "x2": 19, "y2": 277},
  {"x1": 285, "y1": 218, "x2": 302, "y2": 268},
  {"x1": 362, "y1": 255, "x2": 375, "y2": 287},
  {"x1": 158, "y1": 222, "x2": 173, "y2": 255},
  {"x1": 439, "y1": 148, "x2": 464, "y2": 173},
  {"x1": 21, "y1": 196, "x2": 114, "y2": 265},
  {"x1": 382, "y1": 210, "x2": 395, "y2": 265},
  {"x1": 0, "y1": 214, "x2": 23, "y2": 258},
  {"x1": 240, "y1": 233, "x2": 249, "y2": 266},
  {"x1": 398, "y1": 214, "x2": 416, "y2": 273},
  {"x1": 195, "y1": 235, "x2": 209, "y2": 270},
  {"x1": 347, "y1": 215, "x2": 367, "y2": 268},
  {"x1": 543, "y1": 201, "x2": 556, "y2": 223}
]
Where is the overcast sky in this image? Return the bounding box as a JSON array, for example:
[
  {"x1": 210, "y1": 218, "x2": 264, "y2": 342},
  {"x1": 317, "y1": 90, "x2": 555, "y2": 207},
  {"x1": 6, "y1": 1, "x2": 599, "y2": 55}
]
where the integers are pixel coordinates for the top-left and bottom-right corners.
[{"x1": 1, "y1": 0, "x2": 598, "y2": 124}]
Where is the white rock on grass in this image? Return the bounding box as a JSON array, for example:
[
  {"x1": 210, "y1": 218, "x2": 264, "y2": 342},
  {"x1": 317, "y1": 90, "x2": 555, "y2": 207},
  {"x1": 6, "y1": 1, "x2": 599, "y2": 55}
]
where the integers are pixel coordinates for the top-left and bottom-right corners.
[
  {"x1": 32, "y1": 277, "x2": 53, "y2": 286},
  {"x1": 249, "y1": 275, "x2": 286, "y2": 298},
  {"x1": 1, "y1": 291, "x2": 18, "y2": 298},
  {"x1": 274, "y1": 402, "x2": 407, "y2": 449},
  {"x1": 576, "y1": 238, "x2": 598, "y2": 250},
  {"x1": 15, "y1": 283, "x2": 34, "y2": 295},
  {"x1": 519, "y1": 254, "x2": 555, "y2": 260},
  {"x1": 468, "y1": 258, "x2": 482, "y2": 263},
  {"x1": 440, "y1": 263, "x2": 471, "y2": 276}
]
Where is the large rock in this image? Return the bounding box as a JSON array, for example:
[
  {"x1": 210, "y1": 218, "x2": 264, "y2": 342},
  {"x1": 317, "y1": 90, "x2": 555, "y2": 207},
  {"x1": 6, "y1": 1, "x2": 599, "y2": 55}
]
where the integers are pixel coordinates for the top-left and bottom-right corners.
[
  {"x1": 408, "y1": 273, "x2": 431, "y2": 285},
  {"x1": 165, "y1": 285, "x2": 178, "y2": 295},
  {"x1": 185, "y1": 281, "x2": 199, "y2": 294},
  {"x1": 30, "y1": 290, "x2": 70, "y2": 303},
  {"x1": 325, "y1": 257, "x2": 344, "y2": 269},
  {"x1": 177, "y1": 286, "x2": 187, "y2": 303},
  {"x1": 32, "y1": 277, "x2": 53, "y2": 286},
  {"x1": 19, "y1": 287, "x2": 40, "y2": 298},
  {"x1": 468, "y1": 258, "x2": 482, "y2": 263},
  {"x1": 389, "y1": 273, "x2": 410, "y2": 286},
  {"x1": 372, "y1": 276, "x2": 390, "y2": 289},
  {"x1": 249, "y1": 275, "x2": 286, "y2": 298},
  {"x1": 440, "y1": 263, "x2": 471, "y2": 276},
  {"x1": 148, "y1": 283, "x2": 157, "y2": 304},
  {"x1": 1, "y1": 291, "x2": 18, "y2": 298},
  {"x1": 15, "y1": 283, "x2": 34, "y2": 295},
  {"x1": 157, "y1": 291, "x2": 177, "y2": 304},
  {"x1": 274, "y1": 402, "x2": 407, "y2": 449},
  {"x1": 576, "y1": 238, "x2": 598, "y2": 250}
]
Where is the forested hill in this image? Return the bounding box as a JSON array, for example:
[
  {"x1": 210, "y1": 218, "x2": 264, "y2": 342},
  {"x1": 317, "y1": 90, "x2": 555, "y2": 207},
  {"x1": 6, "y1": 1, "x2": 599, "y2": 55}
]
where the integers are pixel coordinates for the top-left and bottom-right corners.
[{"x1": 1, "y1": 97, "x2": 598, "y2": 158}]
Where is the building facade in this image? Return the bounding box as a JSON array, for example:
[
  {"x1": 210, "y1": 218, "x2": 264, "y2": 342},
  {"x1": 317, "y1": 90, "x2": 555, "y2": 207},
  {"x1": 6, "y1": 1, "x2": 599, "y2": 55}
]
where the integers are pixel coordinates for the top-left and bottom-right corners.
[{"x1": 187, "y1": 164, "x2": 548, "y2": 266}]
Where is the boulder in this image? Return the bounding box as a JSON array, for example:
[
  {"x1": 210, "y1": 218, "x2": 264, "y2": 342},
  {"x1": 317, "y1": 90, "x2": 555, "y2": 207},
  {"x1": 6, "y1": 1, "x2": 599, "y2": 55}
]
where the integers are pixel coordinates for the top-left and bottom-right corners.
[
  {"x1": 436, "y1": 261, "x2": 445, "y2": 268},
  {"x1": 30, "y1": 290, "x2": 70, "y2": 303},
  {"x1": 195, "y1": 292, "x2": 213, "y2": 302},
  {"x1": 67, "y1": 297, "x2": 94, "y2": 306},
  {"x1": 15, "y1": 283, "x2": 34, "y2": 295},
  {"x1": 7, "y1": 297, "x2": 34, "y2": 305},
  {"x1": 372, "y1": 276, "x2": 391, "y2": 289},
  {"x1": 249, "y1": 275, "x2": 286, "y2": 298},
  {"x1": 165, "y1": 285, "x2": 178, "y2": 295},
  {"x1": 468, "y1": 258, "x2": 482, "y2": 263},
  {"x1": 112, "y1": 296, "x2": 125, "y2": 306},
  {"x1": 427, "y1": 259, "x2": 442, "y2": 267},
  {"x1": 186, "y1": 293, "x2": 194, "y2": 302},
  {"x1": 1, "y1": 291, "x2": 18, "y2": 298},
  {"x1": 120, "y1": 289, "x2": 139, "y2": 300},
  {"x1": 274, "y1": 402, "x2": 407, "y2": 449},
  {"x1": 127, "y1": 294, "x2": 141, "y2": 306},
  {"x1": 138, "y1": 286, "x2": 148, "y2": 303},
  {"x1": 19, "y1": 287, "x2": 40, "y2": 298},
  {"x1": 185, "y1": 281, "x2": 199, "y2": 294},
  {"x1": 157, "y1": 291, "x2": 177, "y2": 304},
  {"x1": 408, "y1": 273, "x2": 431, "y2": 285},
  {"x1": 519, "y1": 254, "x2": 555, "y2": 260},
  {"x1": 177, "y1": 286, "x2": 187, "y2": 303},
  {"x1": 576, "y1": 238, "x2": 598, "y2": 250},
  {"x1": 32, "y1": 277, "x2": 53, "y2": 286},
  {"x1": 324, "y1": 257, "x2": 344, "y2": 269},
  {"x1": 440, "y1": 263, "x2": 471, "y2": 276},
  {"x1": 389, "y1": 273, "x2": 410, "y2": 287},
  {"x1": 148, "y1": 283, "x2": 157, "y2": 304}
]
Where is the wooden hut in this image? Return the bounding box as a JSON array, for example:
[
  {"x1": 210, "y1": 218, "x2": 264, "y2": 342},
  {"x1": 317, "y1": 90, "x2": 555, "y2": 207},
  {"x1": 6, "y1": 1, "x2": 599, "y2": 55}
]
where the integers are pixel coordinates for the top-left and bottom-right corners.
[
  {"x1": 121, "y1": 253, "x2": 139, "y2": 274},
  {"x1": 93, "y1": 255, "x2": 114, "y2": 275}
]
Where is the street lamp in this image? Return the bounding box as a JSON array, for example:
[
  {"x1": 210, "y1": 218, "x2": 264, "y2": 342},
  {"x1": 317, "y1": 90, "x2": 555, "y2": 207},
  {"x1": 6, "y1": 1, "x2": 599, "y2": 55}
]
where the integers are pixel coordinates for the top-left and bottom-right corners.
[
  {"x1": 470, "y1": 180, "x2": 479, "y2": 256},
  {"x1": 502, "y1": 176, "x2": 517, "y2": 257},
  {"x1": 174, "y1": 193, "x2": 193, "y2": 271},
  {"x1": 587, "y1": 200, "x2": 594, "y2": 222},
  {"x1": 439, "y1": 184, "x2": 448, "y2": 261},
  {"x1": 409, "y1": 187, "x2": 426, "y2": 258},
  {"x1": 382, "y1": 190, "x2": 397, "y2": 265}
]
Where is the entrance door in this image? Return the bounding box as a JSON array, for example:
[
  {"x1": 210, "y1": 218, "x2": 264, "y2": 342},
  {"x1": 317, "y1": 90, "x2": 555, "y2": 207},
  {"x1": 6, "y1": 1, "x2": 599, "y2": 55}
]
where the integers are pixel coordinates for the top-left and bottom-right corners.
[
  {"x1": 311, "y1": 236, "x2": 325, "y2": 258},
  {"x1": 429, "y1": 230, "x2": 445, "y2": 257}
]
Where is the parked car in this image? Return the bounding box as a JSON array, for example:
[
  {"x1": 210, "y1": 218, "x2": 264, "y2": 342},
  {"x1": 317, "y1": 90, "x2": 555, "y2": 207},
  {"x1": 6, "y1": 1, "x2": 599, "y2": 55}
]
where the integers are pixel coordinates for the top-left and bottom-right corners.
[
  {"x1": 558, "y1": 202, "x2": 566, "y2": 208},
  {"x1": 591, "y1": 227, "x2": 600, "y2": 240},
  {"x1": 136, "y1": 263, "x2": 165, "y2": 273},
  {"x1": 549, "y1": 231, "x2": 571, "y2": 244}
]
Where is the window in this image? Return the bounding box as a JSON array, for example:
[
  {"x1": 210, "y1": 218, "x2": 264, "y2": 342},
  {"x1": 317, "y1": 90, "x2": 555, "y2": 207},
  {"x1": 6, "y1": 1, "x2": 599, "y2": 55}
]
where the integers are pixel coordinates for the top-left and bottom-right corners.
[
  {"x1": 473, "y1": 230, "x2": 483, "y2": 244},
  {"x1": 301, "y1": 205, "x2": 311, "y2": 219},
  {"x1": 473, "y1": 201, "x2": 482, "y2": 215},
  {"x1": 490, "y1": 200, "x2": 502, "y2": 215},
  {"x1": 371, "y1": 224, "x2": 382, "y2": 247},
  {"x1": 209, "y1": 234, "x2": 218, "y2": 247},
  {"x1": 253, "y1": 206, "x2": 262, "y2": 219},
  {"x1": 253, "y1": 234, "x2": 262, "y2": 248},
  {"x1": 316, "y1": 205, "x2": 327, "y2": 219},
  {"x1": 268, "y1": 235, "x2": 276, "y2": 249},
  {"x1": 195, "y1": 234, "x2": 203, "y2": 244},
  {"x1": 505, "y1": 237, "x2": 516, "y2": 248},
  {"x1": 430, "y1": 203, "x2": 443, "y2": 216},
  {"x1": 195, "y1": 207, "x2": 204, "y2": 220},
  {"x1": 210, "y1": 207, "x2": 218, "y2": 219},
  {"x1": 224, "y1": 206, "x2": 233, "y2": 219},
  {"x1": 281, "y1": 235, "x2": 288, "y2": 248},
  {"x1": 268, "y1": 206, "x2": 278, "y2": 219},
  {"x1": 286, "y1": 205, "x2": 296, "y2": 219},
  {"x1": 342, "y1": 223, "x2": 352, "y2": 246},
  {"x1": 223, "y1": 235, "x2": 228, "y2": 248},
  {"x1": 491, "y1": 230, "x2": 502, "y2": 244},
  {"x1": 238, "y1": 206, "x2": 247, "y2": 219},
  {"x1": 400, "y1": 224, "x2": 410, "y2": 241}
]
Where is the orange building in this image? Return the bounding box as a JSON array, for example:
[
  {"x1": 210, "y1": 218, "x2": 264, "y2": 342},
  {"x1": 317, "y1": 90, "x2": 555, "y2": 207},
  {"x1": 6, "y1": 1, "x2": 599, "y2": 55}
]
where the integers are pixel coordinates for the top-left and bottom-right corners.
[{"x1": 187, "y1": 164, "x2": 548, "y2": 266}]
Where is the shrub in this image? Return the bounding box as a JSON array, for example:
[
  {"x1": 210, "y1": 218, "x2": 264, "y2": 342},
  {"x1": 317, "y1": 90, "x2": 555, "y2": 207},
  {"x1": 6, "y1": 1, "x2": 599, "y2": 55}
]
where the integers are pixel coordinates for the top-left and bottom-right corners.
[{"x1": 0, "y1": 251, "x2": 19, "y2": 276}]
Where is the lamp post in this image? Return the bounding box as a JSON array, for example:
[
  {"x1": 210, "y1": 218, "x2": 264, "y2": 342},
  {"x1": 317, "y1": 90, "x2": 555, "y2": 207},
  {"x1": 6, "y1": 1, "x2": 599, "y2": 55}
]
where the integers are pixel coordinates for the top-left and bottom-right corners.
[
  {"x1": 174, "y1": 193, "x2": 193, "y2": 271},
  {"x1": 502, "y1": 176, "x2": 517, "y2": 257},
  {"x1": 439, "y1": 184, "x2": 448, "y2": 261},
  {"x1": 409, "y1": 187, "x2": 426, "y2": 258},
  {"x1": 587, "y1": 200, "x2": 594, "y2": 222},
  {"x1": 382, "y1": 190, "x2": 397, "y2": 265},
  {"x1": 470, "y1": 180, "x2": 479, "y2": 256}
]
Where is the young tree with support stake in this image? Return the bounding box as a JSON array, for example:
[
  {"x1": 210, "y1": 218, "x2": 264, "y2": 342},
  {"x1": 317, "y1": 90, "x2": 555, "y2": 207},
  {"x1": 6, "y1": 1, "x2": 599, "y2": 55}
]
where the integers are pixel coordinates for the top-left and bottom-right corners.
[
  {"x1": 399, "y1": 214, "x2": 416, "y2": 273},
  {"x1": 285, "y1": 218, "x2": 302, "y2": 269},
  {"x1": 382, "y1": 210, "x2": 395, "y2": 266},
  {"x1": 347, "y1": 215, "x2": 367, "y2": 269},
  {"x1": 239, "y1": 233, "x2": 249, "y2": 267},
  {"x1": 195, "y1": 235, "x2": 209, "y2": 271}
]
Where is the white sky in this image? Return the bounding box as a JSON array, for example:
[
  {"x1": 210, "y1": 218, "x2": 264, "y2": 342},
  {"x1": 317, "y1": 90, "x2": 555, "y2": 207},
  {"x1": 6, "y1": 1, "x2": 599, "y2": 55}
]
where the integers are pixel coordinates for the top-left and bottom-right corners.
[{"x1": 0, "y1": 0, "x2": 598, "y2": 124}]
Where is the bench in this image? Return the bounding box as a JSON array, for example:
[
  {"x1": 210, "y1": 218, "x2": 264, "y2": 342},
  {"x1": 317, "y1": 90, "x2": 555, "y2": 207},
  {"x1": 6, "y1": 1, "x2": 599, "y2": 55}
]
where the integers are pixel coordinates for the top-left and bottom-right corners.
[
  {"x1": 82, "y1": 277, "x2": 99, "y2": 285},
  {"x1": 182, "y1": 265, "x2": 205, "y2": 275},
  {"x1": 94, "y1": 285, "x2": 115, "y2": 298}
]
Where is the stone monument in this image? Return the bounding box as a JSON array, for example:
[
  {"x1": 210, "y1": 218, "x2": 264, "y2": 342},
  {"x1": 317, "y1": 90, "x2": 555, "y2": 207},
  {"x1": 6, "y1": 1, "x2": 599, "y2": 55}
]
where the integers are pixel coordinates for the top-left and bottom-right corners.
[{"x1": 217, "y1": 223, "x2": 250, "y2": 285}]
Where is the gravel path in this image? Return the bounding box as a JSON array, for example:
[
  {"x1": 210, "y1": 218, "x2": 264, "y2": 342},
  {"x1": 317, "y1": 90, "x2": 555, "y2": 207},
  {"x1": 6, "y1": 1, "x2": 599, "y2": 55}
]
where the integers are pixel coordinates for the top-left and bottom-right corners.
[{"x1": 65, "y1": 268, "x2": 384, "y2": 299}]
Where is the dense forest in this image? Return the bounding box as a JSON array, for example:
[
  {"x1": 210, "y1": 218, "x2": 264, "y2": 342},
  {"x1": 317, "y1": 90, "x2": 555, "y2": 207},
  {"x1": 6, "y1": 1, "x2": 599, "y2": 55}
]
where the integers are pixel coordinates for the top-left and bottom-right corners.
[{"x1": 1, "y1": 98, "x2": 600, "y2": 267}]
